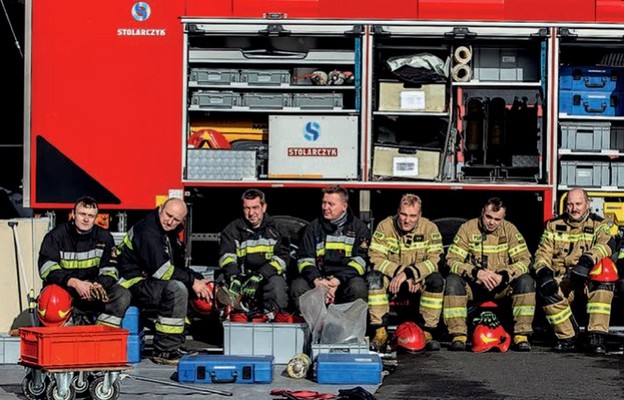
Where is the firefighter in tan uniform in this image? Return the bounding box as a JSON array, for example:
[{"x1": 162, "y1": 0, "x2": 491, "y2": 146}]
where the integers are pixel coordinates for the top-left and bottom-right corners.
[
  {"x1": 443, "y1": 197, "x2": 535, "y2": 351},
  {"x1": 534, "y1": 188, "x2": 616, "y2": 354},
  {"x1": 367, "y1": 194, "x2": 445, "y2": 351}
]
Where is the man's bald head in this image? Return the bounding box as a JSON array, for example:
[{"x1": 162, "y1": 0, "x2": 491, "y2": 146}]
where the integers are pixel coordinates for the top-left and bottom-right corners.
[{"x1": 158, "y1": 198, "x2": 187, "y2": 232}]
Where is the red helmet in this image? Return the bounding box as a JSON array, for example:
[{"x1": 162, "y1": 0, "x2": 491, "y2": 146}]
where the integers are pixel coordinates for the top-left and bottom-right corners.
[
  {"x1": 589, "y1": 257, "x2": 619, "y2": 283},
  {"x1": 471, "y1": 311, "x2": 510, "y2": 353},
  {"x1": 189, "y1": 281, "x2": 216, "y2": 316},
  {"x1": 37, "y1": 284, "x2": 73, "y2": 327},
  {"x1": 391, "y1": 322, "x2": 426, "y2": 353}
]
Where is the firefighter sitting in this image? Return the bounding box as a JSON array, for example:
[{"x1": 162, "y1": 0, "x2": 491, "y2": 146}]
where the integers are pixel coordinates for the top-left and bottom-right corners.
[
  {"x1": 218, "y1": 189, "x2": 290, "y2": 319},
  {"x1": 367, "y1": 194, "x2": 445, "y2": 351},
  {"x1": 534, "y1": 188, "x2": 617, "y2": 354},
  {"x1": 290, "y1": 185, "x2": 370, "y2": 310},
  {"x1": 443, "y1": 197, "x2": 535, "y2": 352},
  {"x1": 37, "y1": 196, "x2": 131, "y2": 328}
]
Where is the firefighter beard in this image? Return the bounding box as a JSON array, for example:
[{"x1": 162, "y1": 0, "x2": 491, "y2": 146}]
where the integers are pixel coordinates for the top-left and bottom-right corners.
[{"x1": 368, "y1": 269, "x2": 445, "y2": 331}]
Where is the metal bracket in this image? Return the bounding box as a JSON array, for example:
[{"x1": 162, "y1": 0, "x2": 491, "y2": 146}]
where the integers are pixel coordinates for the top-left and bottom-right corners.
[
  {"x1": 557, "y1": 27, "x2": 577, "y2": 39},
  {"x1": 345, "y1": 25, "x2": 364, "y2": 37},
  {"x1": 445, "y1": 27, "x2": 477, "y2": 40},
  {"x1": 530, "y1": 27, "x2": 551, "y2": 38},
  {"x1": 258, "y1": 24, "x2": 291, "y2": 36},
  {"x1": 371, "y1": 25, "x2": 390, "y2": 36}
]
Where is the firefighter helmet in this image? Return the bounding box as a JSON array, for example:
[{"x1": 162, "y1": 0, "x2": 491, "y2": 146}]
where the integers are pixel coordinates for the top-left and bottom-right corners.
[
  {"x1": 471, "y1": 311, "x2": 510, "y2": 353},
  {"x1": 589, "y1": 257, "x2": 619, "y2": 283},
  {"x1": 391, "y1": 321, "x2": 426, "y2": 353},
  {"x1": 37, "y1": 284, "x2": 73, "y2": 327},
  {"x1": 189, "y1": 281, "x2": 217, "y2": 316}
]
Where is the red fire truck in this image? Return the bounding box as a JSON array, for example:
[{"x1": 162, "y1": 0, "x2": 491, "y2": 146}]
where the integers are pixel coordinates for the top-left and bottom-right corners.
[{"x1": 23, "y1": 0, "x2": 624, "y2": 263}]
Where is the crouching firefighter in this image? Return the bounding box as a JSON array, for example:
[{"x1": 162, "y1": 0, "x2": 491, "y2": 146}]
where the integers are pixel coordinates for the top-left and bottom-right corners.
[{"x1": 367, "y1": 194, "x2": 445, "y2": 351}]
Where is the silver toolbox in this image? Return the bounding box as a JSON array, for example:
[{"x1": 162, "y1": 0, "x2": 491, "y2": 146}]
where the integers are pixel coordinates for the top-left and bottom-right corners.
[
  {"x1": 242, "y1": 92, "x2": 292, "y2": 109},
  {"x1": 472, "y1": 47, "x2": 539, "y2": 82},
  {"x1": 239, "y1": 69, "x2": 291, "y2": 85},
  {"x1": 189, "y1": 68, "x2": 240, "y2": 85},
  {"x1": 292, "y1": 93, "x2": 343, "y2": 109},
  {"x1": 610, "y1": 162, "x2": 624, "y2": 187},
  {"x1": 268, "y1": 115, "x2": 358, "y2": 179},
  {"x1": 559, "y1": 161, "x2": 610, "y2": 187},
  {"x1": 186, "y1": 149, "x2": 257, "y2": 181},
  {"x1": 560, "y1": 121, "x2": 611, "y2": 151},
  {"x1": 190, "y1": 91, "x2": 241, "y2": 108}
]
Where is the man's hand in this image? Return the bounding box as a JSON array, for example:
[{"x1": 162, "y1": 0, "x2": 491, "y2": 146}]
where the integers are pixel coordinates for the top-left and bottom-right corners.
[
  {"x1": 67, "y1": 278, "x2": 93, "y2": 300},
  {"x1": 192, "y1": 278, "x2": 213, "y2": 301},
  {"x1": 228, "y1": 276, "x2": 242, "y2": 297},
  {"x1": 476, "y1": 269, "x2": 502, "y2": 291},
  {"x1": 571, "y1": 255, "x2": 593, "y2": 285},
  {"x1": 242, "y1": 274, "x2": 263, "y2": 299},
  {"x1": 313, "y1": 277, "x2": 339, "y2": 303},
  {"x1": 389, "y1": 272, "x2": 407, "y2": 294},
  {"x1": 407, "y1": 279, "x2": 422, "y2": 293},
  {"x1": 536, "y1": 268, "x2": 558, "y2": 296},
  {"x1": 89, "y1": 282, "x2": 109, "y2": 303}
]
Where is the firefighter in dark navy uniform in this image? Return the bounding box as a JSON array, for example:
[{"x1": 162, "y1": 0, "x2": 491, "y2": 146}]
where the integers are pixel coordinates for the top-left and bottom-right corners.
[
  {"x1": 38, "y1": 196, "x2": 131, "y2": 328},
  {"x1": 116, "y1": 197, "x2": 212, "y2": 365},
  {"x1": 219, "y1": 189, "x2": 290, "y2": 314},
  {"x1": 290, "y1": 185, "x2": 370, "y2": 309},
  {"x1": 534, "y1": 188, "x2": 616, "y2": 354},
  {"x1": 367, "y1": 194, "x2": 445, "y2": 351},
  {"x1": 443, "y1": 197, "x2": 535, "y2": 352}
]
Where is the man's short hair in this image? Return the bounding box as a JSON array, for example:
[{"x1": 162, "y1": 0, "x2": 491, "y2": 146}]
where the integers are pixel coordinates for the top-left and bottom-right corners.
[
  {"x1": 483, "y1": 197, "x2": 505, "y2": 213},
  {"x1": 74, "y1": 196, "x2": 98, "y2": 212},
  {"x1": 241, "y1": 189, "x2": 266, "y2": 204},
  {"x1": 398, "y1": 193, "x2": 422, "y2": 212},
  {"x1": 322, "y1": 185, "x2": 349, "y2": 203}
]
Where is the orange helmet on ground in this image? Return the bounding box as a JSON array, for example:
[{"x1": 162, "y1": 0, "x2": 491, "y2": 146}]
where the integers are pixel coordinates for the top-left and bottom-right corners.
[
  {"x1": 391, "y1": 321, "x2": 426, "y2": 353},
  {"x1": 471, "y1": 311, "x2": 511, "y2": 353},
  {"x1": 190, "y1": 281, "x2": 216, "y2": 316},
  {"x1": 37, "y1": 284, "x2": 73, "y2": 327},
  {"x1": 589, "y1": 257, "x2": 619, "y2": 283}
]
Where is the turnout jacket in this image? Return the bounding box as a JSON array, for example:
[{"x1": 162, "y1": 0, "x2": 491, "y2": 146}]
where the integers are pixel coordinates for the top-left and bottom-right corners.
[
  {"x1": 297, "y1": 209, "x2": 370, "y2": 284},
  {"x1": 446, "y1": 218, "x2": 531, "y2": 282},
  {"x1": 369, "y1": 216, "x2": 443, "y2": 282},
  {"x1": 116, "y1": 208, "x2": 202, "y2": 289},
  {"x1": 533, "y1": 212, "x2": 614, "y2": 276},
  {"x1": 218, "y1": 214, "x2": 289, "y2": 279},
  {"x1": 38, "y1": 221, "x2": 118, "y2": 289}
]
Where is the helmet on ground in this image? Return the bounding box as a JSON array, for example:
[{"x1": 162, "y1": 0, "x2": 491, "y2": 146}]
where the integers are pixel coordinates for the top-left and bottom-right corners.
[
  {"x1": 471, "y1": 311, "x2": 510, "y2": 353},
  {"x1": 391, "y1": 321, "x2": 426, "y2": 353},
  {"x1": 189, "y1": 281, "x2": 217, "y2": 316},
  {"x1": 589, "y1": 257, "x2": 619, "y2": 283},
  {"x1": 37, "y1": 284, "x2": 73, "y2": 327}
]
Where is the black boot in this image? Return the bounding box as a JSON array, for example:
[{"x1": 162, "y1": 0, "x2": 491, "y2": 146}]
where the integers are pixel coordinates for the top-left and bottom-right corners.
[
  {"x1": 587, "y1": 332, "x2": 606, "y2": 355},
  {"x1": 553, "y1": 337, "x2": 576, "y2": 352}
]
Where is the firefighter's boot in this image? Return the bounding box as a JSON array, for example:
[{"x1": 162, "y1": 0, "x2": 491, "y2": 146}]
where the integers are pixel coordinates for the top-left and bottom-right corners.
[
  {"x1": 513, "y1": 335, "x2": 531, "y2": 352},
  {"x1": 424, "y1": 330, "x2": 441, "y2": 351},
  {"x1": 587, "y1": 332, "x2": 606, "y2": 354},
  {"x1": 449, "y1": 335, "x2": 467, "y2": 351},
  {"x1": 371, "y1": 326, "x2": 388, "y2": 351}
]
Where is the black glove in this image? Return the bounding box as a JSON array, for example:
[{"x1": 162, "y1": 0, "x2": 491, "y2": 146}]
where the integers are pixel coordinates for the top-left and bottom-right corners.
[
  {"x1": 536, "y1": 268, "x2": 558, "y2": 297},
  {"x1": 493, "y1": 270, "x2": 510, "y2": 292},
  {"x1": 571, "y1": 255, "x2": 593, "y2": 284},
  {"x1": 242, "y1": 273, "x2": 263, "y2": 298},
  {"x1": 228, "y1": 276, "x2": 242, "y2": 297},
  {"x1": 338, "y1": 386, "x2": 378, "y2": 400}
]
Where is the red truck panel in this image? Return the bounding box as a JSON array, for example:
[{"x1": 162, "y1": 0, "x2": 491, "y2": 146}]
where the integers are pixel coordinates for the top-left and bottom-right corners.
[
  {"x1": 596, "y1": 0, "x2": 624, "y2": 22},
  {"x1": 185, "y1": 0, "x2": 233, "y2": 17},
  {"x1": 419, "y1": 0, "x2": 505, "y2": 21},
  {"x1": 30, "y1": 1, "x2": 184, "y2": 209},
  {"x1": 505, "y1": 0, "x2": 595, "y2": 22},
  {"x1": 232, "y1": 0, "x2": 320, "y2": 18},
  {"x1": 317, "y1": 0, "x2": 417, "y2": 19}
]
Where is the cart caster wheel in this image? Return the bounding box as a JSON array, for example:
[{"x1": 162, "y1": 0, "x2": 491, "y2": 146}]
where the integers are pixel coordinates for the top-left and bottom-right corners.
[
  {"x1": 46, "y1": 380, "x2": 76, "y2": 400},
  {"x1": 22, "y1": 372, "x2": 48, "y2": 400},
  {"x1": 89, "y1": 377, "x2": 120, "y2": 400},
  {"x1": 71, "y1": 375, "x2": 92, "y2": 398}
]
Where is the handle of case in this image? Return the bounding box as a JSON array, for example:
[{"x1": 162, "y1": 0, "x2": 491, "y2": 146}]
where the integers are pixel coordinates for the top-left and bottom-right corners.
[
  {"x1": 583, "y1": 102, "x2": 607, "y2": 113},
  {"x1": 210, "y1": 371, "x2": 238, "y2": 383},
  {"x1": 583, "y1": 76, "x2": 607, "y2": 88}
]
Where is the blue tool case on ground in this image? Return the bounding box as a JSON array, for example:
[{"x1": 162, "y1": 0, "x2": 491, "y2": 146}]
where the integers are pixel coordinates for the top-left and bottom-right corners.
[
  {"x1": 177, "y1": 354, "x2": 273, "y2": 384},
  {"x1": 315, "y1": 353, "x2": 383, "y2": 385}
]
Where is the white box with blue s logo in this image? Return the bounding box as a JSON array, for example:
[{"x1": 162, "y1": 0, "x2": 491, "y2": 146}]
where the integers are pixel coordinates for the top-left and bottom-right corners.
[{"x1": 268, "y1": 115, "x2": 358, "y2": 179}]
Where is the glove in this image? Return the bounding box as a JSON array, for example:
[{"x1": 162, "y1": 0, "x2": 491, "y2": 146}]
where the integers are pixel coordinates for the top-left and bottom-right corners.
[
  {"x1": 493, "y1": 270, "x2": 510, "y2": 292},
  {"x1": 89, "y1": 283, "x2": 109, "y2": 303},
  {"x1": 570, "y1": 255, "x2": 593, "y2": 284},
  {"x1": 536, "y1": 268, "x2": 558, "y2": 297},
  {"x1": 228, "y1": 276, "x2": 242, "y2": 297},
  {"x1": 242, "y1": 274, "x2": 263, "y2": 299},
  {"x1": 338, "y1": 386, "x2": 378, "y2": 400}
]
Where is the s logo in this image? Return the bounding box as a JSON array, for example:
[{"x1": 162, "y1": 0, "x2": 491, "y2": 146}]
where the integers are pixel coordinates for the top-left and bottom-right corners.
[
  {"x1": 303, "y1": 121, "x2": 320, "y2": 141},
  {"x1": 132, "y1": 2, "x2": 151, "y2": 22}
]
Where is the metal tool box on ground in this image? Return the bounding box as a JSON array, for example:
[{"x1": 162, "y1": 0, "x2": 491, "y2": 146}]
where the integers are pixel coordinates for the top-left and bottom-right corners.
[
  {"x1": 19, "y1": 325, "x2": 128, "y2": 369},
  {"x1": 560, "y1": 121, "x2": 611, "y2": 151},
  {"x1": 186, "y1": 149, "x2": 257, "y2": 181},
  {"x1": 189, "y1": 68, "x2": 240, "y2": 85},
  {"x1": 177, "y1": 355, "x2": 273, "y2": 384},
  {"x1": 310, "y1": 342, "x2": 369, "y2": 361},
  {"x1": 314, "y1": 353, "x2": 383, "y2": 385},
  {"x1": 191, "y1": 90, "x2": 242, "y2": 108},
  {"x1": 372, "y1": 145, "x2": 441, "y2": 180},
  {"x1": 378, "y1": 82, "x2": 446, "y2": 112},
  {"x1": 223, "y1": 321, "x2": 309, "y2": 364},
  {"x1": 242, "y1": 92, "x2": 292, "y2": 109},
  {"x1": 471, "y1": 47, "x2": 539, "y2": 82},
  {"x1": 559, "y1": 161, "x2": 610, "y2": 187},
  {"x1": 559, "y1": 90, "x2": 624, "y2": 116},
  {"x1": 239, "y1": 69, "x2": 291, "y2": 85},
  {"x1": 268, "y1": 115, "x2": 359, "y2": 179},
  {"x1": 292, "y1": 93, "x2": 344, "y2": 109},
  {"x1": 559, "y1": 66, "x2": 624, "y2": 92},
  {"x1": 0, "y1": 334, "x2": 19, "y2": 364}
]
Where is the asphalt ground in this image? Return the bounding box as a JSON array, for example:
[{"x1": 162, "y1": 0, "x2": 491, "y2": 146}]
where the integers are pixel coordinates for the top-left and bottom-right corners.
[{"x1": 1, "y1": 335, "x2": 623, "y2": 400}]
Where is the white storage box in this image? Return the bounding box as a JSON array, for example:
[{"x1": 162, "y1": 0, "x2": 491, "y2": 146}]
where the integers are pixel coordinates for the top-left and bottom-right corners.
[
  {"x1": 372, "y1": 146, "x2": 441, "y2": 180},
  {"x1": 268, "y1": 115, "x2": 358, "y2": 179},
  {"x1": 223, "y1": 322, "x2": 309, "y2": 364},
  {"x1": 378, "y1": 82, "x2": 446, "y2": 112},
  {"x1": 0, "y1": 334, "x2": 20, "y2": 364}
]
